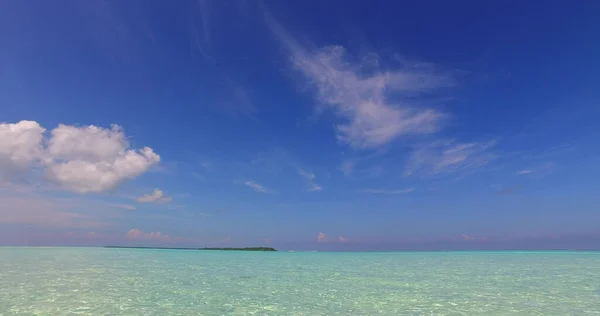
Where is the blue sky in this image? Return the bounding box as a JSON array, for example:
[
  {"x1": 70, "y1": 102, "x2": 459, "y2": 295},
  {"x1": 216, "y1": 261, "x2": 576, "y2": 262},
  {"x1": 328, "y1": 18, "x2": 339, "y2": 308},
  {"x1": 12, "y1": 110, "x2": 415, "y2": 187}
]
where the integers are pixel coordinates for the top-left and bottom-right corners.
[{"x1": 1, "y1": 0, "x2": 599, "y2": 250}]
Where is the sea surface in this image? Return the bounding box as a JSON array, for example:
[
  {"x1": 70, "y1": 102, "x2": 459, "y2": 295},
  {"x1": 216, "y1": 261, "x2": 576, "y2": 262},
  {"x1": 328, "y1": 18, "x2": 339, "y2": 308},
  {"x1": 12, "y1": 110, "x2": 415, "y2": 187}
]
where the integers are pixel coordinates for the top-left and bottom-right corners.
[{"x1": 1, "y1": 248, "x2": 599, "y2": 315}]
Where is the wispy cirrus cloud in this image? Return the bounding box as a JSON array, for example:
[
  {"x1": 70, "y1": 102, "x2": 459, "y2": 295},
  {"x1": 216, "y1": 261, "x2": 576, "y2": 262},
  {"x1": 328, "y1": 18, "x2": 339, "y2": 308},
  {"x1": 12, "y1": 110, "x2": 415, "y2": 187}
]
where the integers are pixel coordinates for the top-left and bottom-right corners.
[
  {"x1": 191, "y1": 0, "x2": 212, "y2": 60},
  {"x1": 404, "y1": 140, "x2": 496, "y2": 177},
  {"x1": 238, "y1": 180, "x2": 273, "y2": 194},
  {"x1": 308, "y1": 182, "x2": 323, "y2": 192},
  {"x1": 188, "y1": 2, "x2": 257, "y2": 119},
  {"x1": 298, "y1": 169, "x2": 322, "y2": 192},
  {"x1": 516, "y1": 162, "x2": 554, "y2": 176},
  {"x1": 264, "y1": 12, "x2": 502, "y2": 180},
  {"x1": 265, "y1": 15, "x2": 453, "y2": 149},
  {"x1": 135, "y1": 188, "x2": 172, "y2": 204},
  {"x1": 361, "y1": 188, "x2": 414, "y2": 195},
  {"x1": 247, "y1": 148, "x2": 322, "y2": 191}
]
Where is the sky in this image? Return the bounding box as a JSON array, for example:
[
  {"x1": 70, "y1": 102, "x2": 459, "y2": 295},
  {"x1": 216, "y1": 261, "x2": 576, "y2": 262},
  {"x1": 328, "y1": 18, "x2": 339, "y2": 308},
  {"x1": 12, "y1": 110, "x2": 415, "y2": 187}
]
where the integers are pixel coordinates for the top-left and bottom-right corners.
[{"x1": 1, "y1": 0, "x2": 600, "y2": 251}]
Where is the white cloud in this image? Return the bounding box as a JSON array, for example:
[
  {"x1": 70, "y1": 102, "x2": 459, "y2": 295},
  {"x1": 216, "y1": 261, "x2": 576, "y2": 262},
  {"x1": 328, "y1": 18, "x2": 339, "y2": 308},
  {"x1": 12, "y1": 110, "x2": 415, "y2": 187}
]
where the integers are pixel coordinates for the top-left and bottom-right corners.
[
  {"x1": 317, "y1": 232, "x2": 326, "y2": 242},
  {"x1": 46, "y1": 124, "x2": 127, "y2": 162},
  {"x1": 0, "y1": 120, "x2": 159, "y2": 193},
  {"x1": 308, "y1": 183, "x2": 323, "y2": 192},
  {"x1": 297, "y1": 169, "x2": 315, "y2": 180},
  {"x1": 362, "y1": 188, "x2": 414, "y2": 195},
  {"x1": 45, "y1": 124, "x2": 159, "y2": 193},
  {"x1": 126, "y1": 228, "x2": 171, "y2": 242},
  {"x1": 298, "y1": 168, "x2": 322, "y2": 192},
  {"x1": 0, "y1": 121, "x2": 45, "y2": 180},
  {"x1": 404, "y1": 140, "x2": 496, "y2": 176},
  {"x1": 46, "y1": 147, "x2": 159, "y2": 193},
  {"x1": 516, "y1": 163, "x2": 554, "y2": 176},
  {"x1": 264, "y1": 14, "x2": 501, "y2": 179},
  {"x1": 316, "y1": 232, "x2": 348, "y2": 243},
  {"x1": 266, "y1": 17, "x2": 452, "y2": 149},
  {"x1": 135, "y1": 188, "x2": 172, "y2": 204},
  {"x1": 461, "y1": 234, "x2": 475, "y2": 241},
  {"x1": 241, "y1": 180, "x2": 273, "y2": 193}
]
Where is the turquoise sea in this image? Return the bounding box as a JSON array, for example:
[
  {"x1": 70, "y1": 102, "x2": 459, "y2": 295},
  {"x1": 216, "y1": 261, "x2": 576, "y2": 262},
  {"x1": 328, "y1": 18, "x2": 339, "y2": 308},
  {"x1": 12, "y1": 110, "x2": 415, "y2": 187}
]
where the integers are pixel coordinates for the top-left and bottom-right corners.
[{"x1": 1, "y1": 248, "x2": 599, "y2": 315}]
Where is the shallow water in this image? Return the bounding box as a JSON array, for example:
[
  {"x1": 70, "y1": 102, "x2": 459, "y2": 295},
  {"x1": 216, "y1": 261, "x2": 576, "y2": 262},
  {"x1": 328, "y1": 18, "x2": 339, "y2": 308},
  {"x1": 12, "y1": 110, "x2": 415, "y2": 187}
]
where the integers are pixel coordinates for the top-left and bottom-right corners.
[{"x1": 1, "y1": 248, "x2": 599, "y2": 315}]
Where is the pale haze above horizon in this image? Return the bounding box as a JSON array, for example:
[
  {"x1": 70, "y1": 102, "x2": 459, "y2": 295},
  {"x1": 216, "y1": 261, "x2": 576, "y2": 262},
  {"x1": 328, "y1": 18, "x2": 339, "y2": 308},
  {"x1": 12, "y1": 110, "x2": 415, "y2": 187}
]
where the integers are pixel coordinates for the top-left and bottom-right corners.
[{"x1": 1, "y1": 0, "x2": 599, "y2": 251}]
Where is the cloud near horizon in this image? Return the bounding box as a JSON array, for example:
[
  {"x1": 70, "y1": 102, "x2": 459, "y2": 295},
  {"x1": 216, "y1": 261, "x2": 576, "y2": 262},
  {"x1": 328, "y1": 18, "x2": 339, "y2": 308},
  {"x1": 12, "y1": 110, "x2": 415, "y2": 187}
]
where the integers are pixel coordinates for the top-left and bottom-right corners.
[
  {"x1": 0, "y1": 120, "x2": 160, "y2": 193},
  {"x1": 126, "y1": 228, "x2": 171, "y2": 242},
  {"x1": 317, "y1": 232, "x2": 326, "y2": 242},
  {"x1": 316, "y1": 232, "x2": 349, "y2": 243}
]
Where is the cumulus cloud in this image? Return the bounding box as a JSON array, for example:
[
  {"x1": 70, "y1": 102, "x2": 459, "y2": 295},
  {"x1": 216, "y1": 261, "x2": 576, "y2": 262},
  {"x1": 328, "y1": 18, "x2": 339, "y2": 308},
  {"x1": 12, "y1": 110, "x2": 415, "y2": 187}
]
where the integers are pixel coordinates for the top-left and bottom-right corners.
[
  {"x1": 266, "y1": 17, "x2": 452, "y2": 149},
  {"x1": 361, "y1": 188, "x2": 414, "y2": 195},
  {"x1": 46, "y1": 124, "x2": 128, "y2": 162},
  {"x1": 0, "y1": 121, "x2": 45, "y2": 180},
  {"x1": 298, "y1": 169, "x2": 322, "y2": 192},
  {"x1": 404, "y1": 140, "x2": 496, "y2": 177},
  {"x1": 317, "y1": 232, "x2": 326, "y2": 242},
  {"x1": 135, "y1": 188, "x2": 172, "y2": 204},
  {"x1": 45, "y1": 124, "x2": 160, "y2": 193},
  {"x1": 126, "y1": 228, "x2": 171, "y2": 242},
  {"x1": 0, "y1": 120, "x2": 159, "y2": 193}
]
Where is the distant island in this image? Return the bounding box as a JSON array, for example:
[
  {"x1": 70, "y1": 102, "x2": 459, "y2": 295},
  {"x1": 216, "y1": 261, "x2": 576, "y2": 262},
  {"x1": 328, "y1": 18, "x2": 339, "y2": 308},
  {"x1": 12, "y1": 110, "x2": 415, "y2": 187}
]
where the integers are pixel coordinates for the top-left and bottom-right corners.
[{"x1": 104, "y1": 246, "x2": 276, "y2": 251}]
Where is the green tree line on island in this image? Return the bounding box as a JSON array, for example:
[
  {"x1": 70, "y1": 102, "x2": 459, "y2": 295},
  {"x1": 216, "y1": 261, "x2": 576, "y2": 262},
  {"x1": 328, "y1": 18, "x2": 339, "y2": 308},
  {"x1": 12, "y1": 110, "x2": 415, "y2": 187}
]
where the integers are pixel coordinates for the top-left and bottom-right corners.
[{"x1": 104, "y1": 246, "x2": 277, "y2": 251}]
